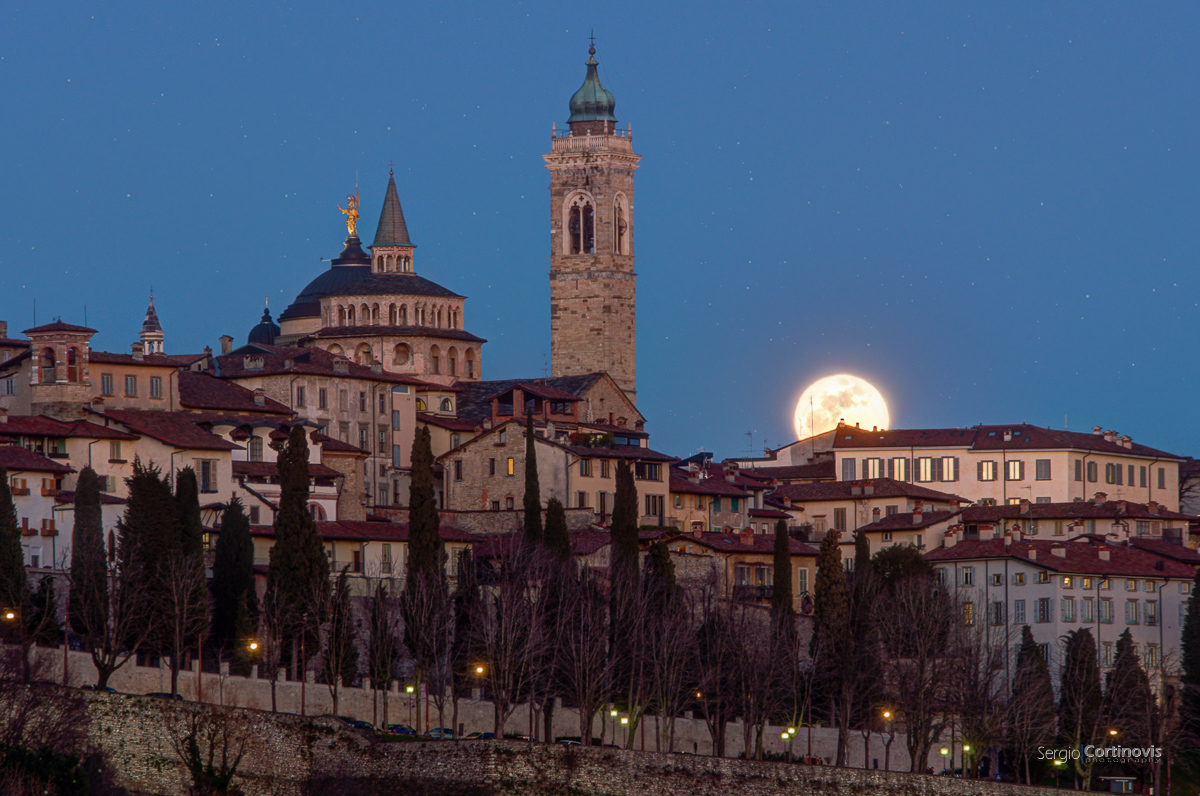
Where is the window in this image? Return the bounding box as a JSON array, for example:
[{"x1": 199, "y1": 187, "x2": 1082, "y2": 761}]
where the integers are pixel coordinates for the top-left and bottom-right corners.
[
  {"x1": 576, "y1": 491, "x2": 589, "y2": 509},
  {"x1": 296, "y1": 386, "x2": 306, "y2": 407},
  {"x1": 1035, "y1": 459, "x2": 1051, "y2": 480},
  {"x1": 940, "y1": 456, "x2": 959, "y2": 482},
  {"x1": 1037, "y1": 571, "x2": 1050, "y2": 584},
  {"x1": 1006, "y1": 460, "x2": 1025, "y2": 481},
  {"x1": 109, "y1": 441, "x2": 123, "y2": 461},
  {"x1": 1062, "y1": 597, "x2": 1076, "y2": 622},
  {"x1": 1099, "y1": 598, "x2": 1113, "y2": 624},
  {"x1": 1062, "y1": 576, "x2": 1073, "y2": 589},
  {"x1": 1144, "y1": 601, "x2": 1157, "y2": 627},
  {"x1": 319, "y1": 388, "x2": 328, "y2": 409},
  {"x1": 380, "y1": 393, "x2": 387, "y2": 414},
  {"x1": 248, "y1": 437, "x2": 263, "y2": 462},
  {"x1": 1145, "y1": 644, "x2": 1158, "y2": 668},
  {"x1": 635, "y1": 462, "x2": 662, "y2": 481},
  {"x1": 381, "y1": 544, "x2": 392, "y2": 574},
  {"x1": 1100, "y1": 578, "x2": 1110, "y2": 590},
  {"x1": 491, "y1": 500, "x2": 500, "y2": 511},
  {"x1": 990, "y1": 601, "x2": 1005, "y2": 626},
  {"x1": 978, "y1": 460, "x2": 997, "y2": 482},
  {"x1": 1038, "y1": 643, "x2": 1050, "y2": 662},
  {"x1": 1101, "y1": 642, "x2": 1113, "y2": 667},
  {"x1": 1014, "y1": 600, "x2": 1026, "y2": 624},
  {"x1": 1126, "y1": 600, "x2": 1139, "y2": 625},
  {"x1": 841, "y1": 459, "x2": 856, "y2": 481},
  {"x1": 890, "y1": 457, "x2": 909, "y2": 481},
  {"x1": 1105, "y1": 463, "x2": 1122, "y2": 485},
  {"x1": 1086, "y1": 461, "x2": 1098, "y2": 483},
  {"x1": 645, "y1": 494, "x2": 664, "y2": 518},
  {"x1": 352, "y1": 548, "x2": 363, "y2": 574},
  {"x1": 199, "y1": 460, "x2": 218, "y2": 493},
  {"x1": 489, "y1": 458, "x2": 496, "y2": 476},
  {"x1": 451, "y1": 433, "x2": 461, "y2": 448},
  {"x1": 963, "y1": 602, "x2": 974, "y2": 625},
  {"x1": 1014, "y1": 572, "x2": 1026, "y2": 586},
  {"x1": 440, "y1": 398, "x2": 452, "y2": 413},
  {"x1": 1128, "y1": 464, "x2": 1135, "y2": 486},
  {"x1": 917, "y1": 457, "x2": 935, "y2": 483},
  {"x1": 249, "y1": 506, "x2": 260, "y2": 524},
  {"x1": 833, "y1": 508, "x2": 846, "y2": 531},
  {"x1": 711, "y1": 498, "x2": 722, "y2": 513},
  {"x1": 598, "y1": 491, "x2": 610, "y2": 516},
  {"x1": 882, "y1": 531, "x2": 892, "y2": 542},
  {"x1": 864, "y1": 458, "x2": 883, "y2": 479},
  {"x1": 454, "y1": 460, "x2": 463, "y2": 481},
  {"x1": 797, "y1": 567, "x2": 808, "y2": 596},
  {"x1": 885, "y1": 505, "x2": 898, "y2": 516},
  {"x1": 100, "y1": 373, "x2": 114, "y2": 396},
  {"x1": 124, "y1": 375, "x2": 137, "y2": 397},
  {"x1": 498, "y1": 428, "x2": 507, "y2": 444},
  {"x1": 392, "y1": 445, "x2": 401, "y2": 467},
  {"x1": 1139, "y1": 466, "x2": 1147, "y2": 487},
  {"x1": 990, "y1": 573, "x2": 1002, "y2": 586},
  {"x1": 1074, "y1": 459, "x2": 1082, "y2": 482},
  {"x1": 1143, "y1": 580, "x2": 1156, "y2": 593},
  {"x1": 1036, "y1": 598, "x2": 1052, "y2": 623},
  {"x1": 505, "y1": 497, "x2": 514, "y2": 510},
  {"x1": 1082, "y1": 597, "x2": 1094, "y2": 623},
  {"x1": 358, "y1": 392, "x2": 366, "y2": 412},
  {"x1": 359, "y1": 425, "x2": 368, "y2": 449},
  {"x1": 961, "y1": 566, "x2": 975, "y2": 587},
  {"x1": 579, "y1": 459, "x2": 593, "y2": 477},
  {"x1": 1158, "y1": 467, "x2": 1166, "y2": 489},
  {"x1": 1126, "y1": 579, "x2": 1138, "y2": 592},
  {"x1": 378, "y1": 429, "x2": 387, "y2": 453},
  {"x1": 731, "y1": 497, "x2": 740, "y2": 513},
  {"x1": 1136, "y1": 521, "x2": 1149, "y2": 536},
  {"x1": 506, "y1": 458, "x2": 514, "y2": 476}
]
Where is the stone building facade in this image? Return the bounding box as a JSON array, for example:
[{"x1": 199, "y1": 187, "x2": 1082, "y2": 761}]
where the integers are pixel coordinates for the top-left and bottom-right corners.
[{"x1": 545, "y1": 46, "x2": 640, "y2": 399}]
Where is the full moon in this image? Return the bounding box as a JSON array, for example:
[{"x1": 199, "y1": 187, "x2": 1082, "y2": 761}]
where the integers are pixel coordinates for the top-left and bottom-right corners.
[{"x1": 793, "y1": 374, "x2": 890, "y2": 440}]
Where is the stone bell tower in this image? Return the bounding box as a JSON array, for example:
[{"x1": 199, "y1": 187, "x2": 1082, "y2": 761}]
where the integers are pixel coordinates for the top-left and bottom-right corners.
[{"x1": 544, "y1": 44, "x2": 641, "y2": 400}]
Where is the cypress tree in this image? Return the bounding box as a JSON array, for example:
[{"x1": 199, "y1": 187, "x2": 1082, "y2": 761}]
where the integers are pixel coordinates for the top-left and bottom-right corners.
[
  {"x1": 69, "y1": 466, "x2": 107, "y2": 641},
  {"x1": 174, "y1": 466, "x2": 205, "y2": 559},
  {"x1": 609, "y1": 460, "x2": 639, "y2": 600},
  {"x1": 406, "y1": 426, "x2": 443, "y2": 591},
  {"x1": 211, "y1": 496, "x2": 256, "y2": 652},
  {"x1": 1009, "y1": 625, "x2": 1056, "y2": 783},
  {"x1": 812, "y1": 530, "x2": 849, "y2": 656},
  {"x1": 642, "y1": 540, "x2": 676, "y2": 613},
  {"x1": 1059, "y1": 627, "x2": 1103, "y2": 787},
  {"x1": 1181, "y1": 567, "x2": 1200, "y2": 763},
  {"x1": 523, "y1": 412, "x2": 542, "y2": 545},
  {"x1": 120, "y1": 459, "x2": 179, "y2": 652},
  {"x1": 265, "y1": 425, "x2": 329, "y2": 656},
  {"x1": 543, "y1": 496, "x2": 570, "y2": 561},
  {"x1": 1104, "y1": 628, "x2": 1156, "y2": 751},
  {"x1": 0, "y1": 466, "x2": 27, "y2": 624},
  {"x1": 771, "y1": 519, "x2": 793, "y2": 620},
  {"x1": 28, "y1": 577, "x2": 60, "y2": 646}
]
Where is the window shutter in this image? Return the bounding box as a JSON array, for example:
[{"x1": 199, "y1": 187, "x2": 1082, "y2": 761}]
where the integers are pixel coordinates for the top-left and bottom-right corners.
[
  {"x1": 1019, "y1": 461, "x2": 1026, "y2": 480},
  {"x1": 977, "y1": 461, "x2": 984, "y2": 482}
]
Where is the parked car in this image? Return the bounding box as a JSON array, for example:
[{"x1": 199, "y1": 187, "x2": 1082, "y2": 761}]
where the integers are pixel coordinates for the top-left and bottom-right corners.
[
  {"x1": 463, "y1": 731, "x2": 495, "y2": 740},
  {"x1": 145, "y1": 692, "x2": 183, "y2": 701},
  {"x1": 422, "y1": 728, "x2": 456, "y2": 739},
  {"x1": 386, "y1": 724, "x2": 417, "y2": 736},
  {"x1": 338, "y1": 717, "x2": 375, "y2": 731},
  {"x1": 558, "y1": 739, "x2": 581, "y2": 747}
]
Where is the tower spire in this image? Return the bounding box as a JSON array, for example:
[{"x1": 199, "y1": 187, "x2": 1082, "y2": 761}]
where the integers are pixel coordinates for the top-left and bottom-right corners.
[{"x1": 140, "y1": 292, "x2": 164, "y2": 354}]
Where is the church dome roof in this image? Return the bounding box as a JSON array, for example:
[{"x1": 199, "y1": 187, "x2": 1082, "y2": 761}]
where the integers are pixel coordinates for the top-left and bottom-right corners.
[
  {"x1": 278, "y1": 265, "x2": 372, "y2": 321},
  {"x1": 568, "y1": 47, "x2": 617, "y2": 124},
  {"x1": 248, "y1": 306, "x2": 281, "y2": 345}
]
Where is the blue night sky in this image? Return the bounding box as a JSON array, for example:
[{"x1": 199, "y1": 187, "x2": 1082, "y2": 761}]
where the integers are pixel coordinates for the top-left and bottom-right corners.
[{"x1": 3, "y1": 3, "x2": 1198, "y2": 460}]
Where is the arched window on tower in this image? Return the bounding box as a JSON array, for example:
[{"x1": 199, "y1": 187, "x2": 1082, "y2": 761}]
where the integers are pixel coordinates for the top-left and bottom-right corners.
[
  {"x1": 328, "y1": 344, "x2": 344, "y2": 358},
  {"x1": 385, "y1": 254, "x2": 393, "y2": 272},
  {"x1": 429, "y1": 345, "x2": 441, "y2": 375},
  {"x1": 465, "y1": 348, "x2": 476, "y2": 379},
  {"x1": 40, "y1": 348, "x2": 55, "y2": 384},
  {"x1": 375, "y1": 255, "x2": 383, "y2": 272},
  {"x1": 337, "y1": 305, "x2": 346, "y2": 326},
  {"x1": 371, "y1": 304, "x2": 380, "y2": 324},
  {"x1": 66, "y1": 347, "x2": 78, "y2": 381},
  {"x1": 393, "y1": 344, "x2": 411, "y2": 367},
  {"x1": 440, "y1": 398, "x2": 453, "y2": 413},
  {"x1": 447, "y1": 346, "x2": 458, "y2": 377},
  {"x1": 360, "y1": 304, "x2": 370, "y2": 324},
  {"x1": 347, "y1": 305, "x2": 355, "y2": 324},
  {"x1": 614, "y1": 195, "x2": 629, "y2": 255},
  {"x1": 566, "y1": 194, "x2": 595, "y2": 255},
  {"x1": 356, "y1": 343, "x2": 373, "y2": 366},
  {"x1": 399, "y1": 305, "x2": 408, "y2": 325}
]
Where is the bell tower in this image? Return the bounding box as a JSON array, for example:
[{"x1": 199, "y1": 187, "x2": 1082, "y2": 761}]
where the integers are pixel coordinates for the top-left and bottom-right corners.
[{"x1": 544, "y1": 44, "x2": 641, "y2": 399}]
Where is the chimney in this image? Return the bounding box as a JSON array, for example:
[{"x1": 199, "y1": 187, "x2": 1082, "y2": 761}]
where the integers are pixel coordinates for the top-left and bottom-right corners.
[
  {"x1": 864, "y1": 484, "x2": 875, "y2": 496},
  {"x1": 370, "y1": 360, "x2": 381, "y2": 373},
  {"x1": 1147, "y1": 500, "x2": 1159, "y2": 515},
  {"x1": 739, "y1": 528, "x2": 755, "y2": 546},
  {"x1": 1003, "y1": 525, "x2": 1012, "y2": 550},
  {"x1": 1019, "y1": 499, "x2": 1031, "y2": 514},
  {"x1": 131, "y1": 342, "x2": 144, "y2": 361},
  {"x1": 1119, "y1": 435, "x2": 1132, "y2": 449},
  {"x1": 1103, "y1": 430, "x2": 1117, "y2": 443},
  {"x1": 219, "y1": 335, "x2": 234, "y2": 355},
  {"x1": 545, "y1": 421, "x2": 555, "y2": 439},
  {"x1": 1027, "y1": 547, "x2": 1037, "y2": 560},
  {"x1": 0, "y1": 408, "x2": 7, "y2": 423},
  {"x1": 1003, "y1": 429, "x2": 1013, "y2": 442},
  {"x1": 1092, "y1": 425, "x2": 1103, "y2": 435},
  {"x1": 253, "y1": 388, "x2": 266, "y2": 406},
  {"x1": 872, "y1": 507, "x2": 881, "y2": 521},
  {"x1": 1093, "y1": 492, "x2": 1107, "y2": 505},
  {"x1": 0, "y1": 321, "x2": 7, "y2": 338},
  {"x1": 943, "y1": 527, "x2": 957, "y2": 548},
  {"x1": 851, "y1": 483, "x2": 863, "y2": 496},
  {"x1": 912, "y1": 502, "x2": 924, "y2": 524},
  {"x1": 1012, "y1": 522, "x2": 1023, "y2": 542},
  {"x1": 1051, "y1": 543, "x2": 1067, "y2": 558},
  {"x1": 1098, "y1": 545, "x2": 1110, "y2": 561}
]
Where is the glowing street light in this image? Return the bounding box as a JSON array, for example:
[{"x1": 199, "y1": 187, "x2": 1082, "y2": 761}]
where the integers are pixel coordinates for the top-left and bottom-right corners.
[
  {"x1": 3, "y1": 611, "x2": 14, "y2": 621},
  {"x1": 610, "y1": 709, "x2": 618, "y2": 717},
  {"x1": 248, "y1": 641, "x2": 259, "y2": 652},
  {"x1": 620, "y1": 716, "x2": 629, "y2": 726},
  {"x1": 1108, "y1": 728, "x2": 1119, "y2": 737},
  {"x1": 406, "y1": 685, "x2": 415, "y2": 694},
  {"x1": 475, "y1": 665, "x2": 485, "y2": 675},
  {"x1": 940, "y1": 746, "x2": 950, "y2": 774},
  {"x1": 882, "y1": 710, "x2": 892, "y2": 720}
]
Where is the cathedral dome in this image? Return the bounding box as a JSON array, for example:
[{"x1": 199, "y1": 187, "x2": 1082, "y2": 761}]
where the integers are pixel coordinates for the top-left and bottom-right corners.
[
  {"x1": 567, "y1": 47, "x2": 617, "y2": 124},
  {"x1": 248, "y1": 306, "x2": 281, "y2": 345}
]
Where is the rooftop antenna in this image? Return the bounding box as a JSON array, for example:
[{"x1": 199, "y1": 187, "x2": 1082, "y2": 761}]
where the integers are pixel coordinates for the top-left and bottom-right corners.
[
  {"x1": 84, "y1": 304, "x2": 87, "y2": 325},
  {"x1": 541, "y1": 353, "x2": 549, "y2": 379},
  {"x1": 32, "y1": 298, "x2": 36, "y2": 327},
  {"x1": 745, "y1": 430, "x2": 754, "y2": 457}
]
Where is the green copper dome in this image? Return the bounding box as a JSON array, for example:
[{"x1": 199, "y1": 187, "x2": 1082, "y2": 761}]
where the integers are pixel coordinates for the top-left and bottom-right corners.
[{"x1": 567, "y1": 47, "x2": 617, "y2": 124}]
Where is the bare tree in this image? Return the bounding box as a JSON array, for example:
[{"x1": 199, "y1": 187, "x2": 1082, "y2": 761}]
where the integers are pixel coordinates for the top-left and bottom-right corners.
[
  {"x1": 319, "y1": 567, "x2": 359, "y2": 717},
  {"x1": 403, "y1": 568, "x2": 453, "y2": 734},
  {"x1": 553, "y1": 566, "x2": 611, "y2": 745},
  {"x1": 163, "y1": 704, "x2": 252, "y2": 796},
  {"x1": 644, "y1": 586, "x2": 699, "y2": 753},
  {"x1": 694, "y1": 569, "x2": 737, "y2": 757},
  {"x1": 367, "y1": 581, "x2": 397, "y2": 729},
  {"x1": 160, "y1": 553, "x2": 211, "y2": 699},
  {"x1": 874, "y1": 572, "x2": 958, "y2": 772},
  {"x1": 953, "y1": 592, "x2": 1012, "y2": 778}
]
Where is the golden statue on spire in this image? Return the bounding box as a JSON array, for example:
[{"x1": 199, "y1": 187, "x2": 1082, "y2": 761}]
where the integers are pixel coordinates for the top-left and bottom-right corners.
[{"x1": 337, "y1": 192, "x2": 360, "y2": 237}]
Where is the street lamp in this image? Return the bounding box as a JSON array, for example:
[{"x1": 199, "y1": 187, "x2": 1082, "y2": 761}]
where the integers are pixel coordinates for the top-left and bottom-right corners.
[
  {"x1": 881, "y1": 709, "x2": 895, "y2": 772},
  {"x1": 962, "y1": 744, "x2": 971, "y2": 778},
  {"x1": 1108, "y1": 728, "x2": 1119, "y2": 737},
  {"x1": 406, "y1": 684, "x2": 415, "y2": 726},
  {"x1": 940, "y1": 746, "x2": 950, "y2": 774},
  {"x1": 1053, "y1": 758, "x2": 1065, "y2": 793}
]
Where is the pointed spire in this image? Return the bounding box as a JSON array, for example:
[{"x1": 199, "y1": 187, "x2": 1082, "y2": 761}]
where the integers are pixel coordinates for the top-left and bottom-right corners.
[
  {"x1": 372, "y1": 167, "x2": 414, "y2": 247},
  {"x1": 141, "y1": 294, "x2": 163, "y2": 335}
]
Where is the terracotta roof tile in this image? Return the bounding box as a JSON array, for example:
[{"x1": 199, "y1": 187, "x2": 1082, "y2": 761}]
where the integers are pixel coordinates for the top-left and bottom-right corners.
[
  {"x1": 0, "y1": 415, "x2": 137, "y2": 441},
  {"x1": 98, "y1": 409, "x2": 240, "y2": 451},
  {"x1": 924, "y1": 537, "x2": 1197, "y2": 579},
  {"x1": 772, "y1": 478, "x2": 968, "y2": 504},
  {"x1": 961, "y1": 500, "x2": 1194, "y2": 524},
  {"x1": 832, "y1": 423, "x2": 1181, "y2": 460},
  {"x1": 178, "y1": 371, "x2": 293, "y2": 414},
  {"x1": 855, "y1": 510, "x2": 962, "y2": 533},
  {"x1": 0, "y1": 445, "x2": 72, "y2": 473},
  {"x1": 669, "y1": 472, "x2": 750, "y2": 498}
]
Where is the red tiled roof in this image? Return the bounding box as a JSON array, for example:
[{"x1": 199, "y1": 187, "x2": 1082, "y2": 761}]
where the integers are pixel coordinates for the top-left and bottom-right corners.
[
  {"x1": 232, "y1": 461, "x2": 343, "y2": 479},
  {"x1": 569, "y1": 530, "x2": 613, "y2": 556},
  {"x1": 417, "y1": 413, "x2": 480, "y2": 432},
  {"x1": 566, "y1": 444, "x2": 675, "y2": 463},
  {"x1": 924, "y1": 537, "x2": 1197, "y2": 579},
  {"x1": 0, "y1": 445, "x2": 72, "y2": 473},
  {"x1": 0, "y1": 339, "x2": 30, "y2": 349},
  {"x1": 249, "y1": 520, "x2": 475, "y2": 544},
  {"x1": 0, "y1": 415, "x2": 137, "y2": 441},
  {"x1": 56, "y1": 489, "x2": 127, "y2": 505},
  {"x1": 313, "y1": 433, "x2": 369, "y2": 455},
  {"x1": 89, "y1": 351, "x2": 201, "y2": 367},
  {"x1": 24, "y1": 321, "x2": 96, "y2": 334},
  {"x1": 961, "y1": 500, "x2": 1193, "y2": 524},
  {"x1": 98, "y1": 409, "x2": 240, "y2": 451},
  {"x1": 745, "y1": 460, "x2": 837, "y2": 482},
  {"x1": 178, "y1": 371, "x2": 292, "y2": 414},
  {"x1": 855, "y1": 510, "x2": 962, "y2": 533},
  {"x1": 661, "y1": 530, "x2": 819, "y2": 557},
  {"x1": 748, "y1": 508, "x2": 792, "y2": 519},
  {"x1": 669, "y1": 472, "x2": 750, "y2": 498},
  {"x1": 772, "y1": 478, "x2": 968, "y2": 504},
  {"x1": 832, "y1": 423, "x2": 1180, "y2": 460},
  {"x1": 1128, "y1": 537, "x2": 1200, "y2": 565}
]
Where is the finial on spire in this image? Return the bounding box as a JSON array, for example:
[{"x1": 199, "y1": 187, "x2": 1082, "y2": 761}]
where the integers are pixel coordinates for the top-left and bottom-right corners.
[
  {"x1": 388, "y1": 160, "x2": 395, "y2": 176},
  {"x1": 588, "y1": 29, "x2": 596, "y2": 56}
]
